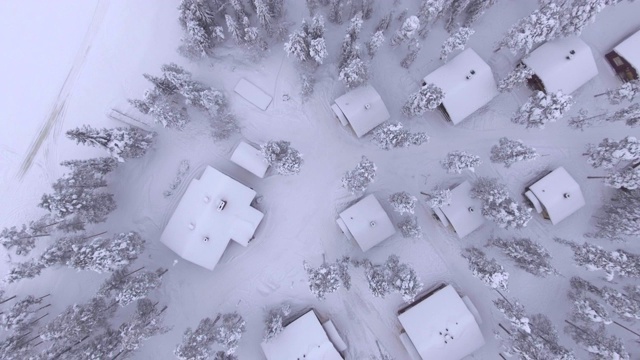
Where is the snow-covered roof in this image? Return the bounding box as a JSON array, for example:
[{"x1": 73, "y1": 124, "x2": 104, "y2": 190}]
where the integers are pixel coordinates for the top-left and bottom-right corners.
[
  {"x1": 159, "y1": 166, "x2": 264, "y2": 270},
  {"x1": 422, "y1": 48, "x2": 499, "y2": 125},
  {"x1": 261, "y1": 310, "x2": 343, "y2": 360},
  {"x1": 439, "y1": 181, "x2": 485, "y2": 238},
  {"x1": 234, "y1": 78, "x2": 272, "y2": 110},
  {"x1": 527, "y1": 166, "x2": 585, "y2": 225},
  {"x1": 522, "y1": 37, "x2": 598, "y2": 94},
  {"x1": 338, "y1": 194, "x2": 396, "y2": 251},
  {"x1": 613, "y1": 29, "x2": 640, "y2": 71},
  {"x1": 333, "y1": 85, "x2": 391, "y2": 137},
  {"x1": 230, "y1": 141, "x2": 269, "y2": 178},
  {"x1": 398, "y1": 285, "x2": 485, "y2": 360}
]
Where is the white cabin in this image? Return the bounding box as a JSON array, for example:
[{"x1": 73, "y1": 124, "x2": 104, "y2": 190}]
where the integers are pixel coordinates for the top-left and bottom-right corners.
[
  {"x1": 331, "y1": 85, "x2": 391, "y2": 137},
  {"x1": 336, "y1": 194, "x2": 396, "y2": 251},
  {"x1": 433, "y1": 181, "x2": 485, "y2": 238},
  {"x1": 525, "y1": 167, "x2": 585, "y2": 225}
]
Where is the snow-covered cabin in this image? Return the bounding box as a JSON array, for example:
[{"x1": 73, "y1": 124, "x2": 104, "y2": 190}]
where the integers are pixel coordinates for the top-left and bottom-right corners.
[
  {"x1": 606, "y1": 29, "x2": 640, "y2": 82},
  {"x1": 261, "y1": 310, "x2": 346, "y2": 360},
  {"x1": 421, "y1": 48, "x2": 499, "y2": 125},
  {"x1": 336, "y1": 194, "x2": 395, "y2": 251},
  {"x1": 432, "y1": 181, "x2": 485, "y2": 239},
  {"x1": 331, "y1": 85, "x2": 391, "y2": 137},
  {"x1": 522, "y1": 37, "x2": 598, "y2": 94},
  {"x1": 230, "y1": 141, "x2": 269, "y2": 178},
  {"x1": 159, "y1": 166, "x2": 264, "y2": 270},
  {"x1": 524, "y1": 167, "x2": 585, "y2": 225},
  {"x1": 398, "y1": 284, "x2": 485, "y2": 360}
]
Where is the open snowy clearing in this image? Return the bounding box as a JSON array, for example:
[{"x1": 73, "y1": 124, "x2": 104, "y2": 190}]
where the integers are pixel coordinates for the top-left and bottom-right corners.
[{"x1": 1, "y1": 0, "x2": 640, "y2": 359}]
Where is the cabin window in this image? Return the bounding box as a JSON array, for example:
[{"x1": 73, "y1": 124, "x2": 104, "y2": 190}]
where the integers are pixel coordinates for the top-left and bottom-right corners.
[{"x1": 613, "y1": 56, "x2": 624, "y2": 66}]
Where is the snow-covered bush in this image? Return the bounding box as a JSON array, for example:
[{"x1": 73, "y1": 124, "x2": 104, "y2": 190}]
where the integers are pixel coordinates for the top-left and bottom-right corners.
[
  {"x1": 401, "y1": 39, "x2": 421, "y2": 69},
  {"x1": 363, "y1": 255, "x2": 423, "y2": 303},
  {"x1": 260, "y1": 140, "x2": 303, "y2": 176},
  {"x1": 398, "y1": 216, "x2": 422, "y2": 239},
  {"x1": 402, "y1": 83, "x2": 445, "y2": 117},
  {"x1": 440, "y1": 27, "x2": 474, "y2": 61},
  {"x1": 341, "y1": 156, "x2": 376, "y2": 194},
  {"x1": 462, "y1": 247, "x2": 509, "y2": 290},
  {"x1": 440, "y1": 151, "x2": 481, "y2": 173},
  {"x1": 263, "y1": 303, "x2": 291, "y2": 342},
  {"x1": 488, "y1": 237, "x2": 557, "y2": 277},
  {"x1": 371, "y1": 122, "x2": 429, "y2": 150},
  {"x1": 390, "y1": 16, "x2": 420, "y2": 46},
  {"x1": 66, "y1": 125, "x2": 156, "y2": 162},
  {"x1": 498, "y1": 63, "x2": 534, "y2": 92},
  {"x1": 303, "y1": 258, "x2": 351, "y2": 300},
  {"x1": 388, "y1": 191, "x2": 417, "y2": 214},
  {"x1": 490, "y1": 137, "x2": 539, "y2": 168},
  {"x1": 511, "y1": 91, "x2": 573, "y2": 129}
]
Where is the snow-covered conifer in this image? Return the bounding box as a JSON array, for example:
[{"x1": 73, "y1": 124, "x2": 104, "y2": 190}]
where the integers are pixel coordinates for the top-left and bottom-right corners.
[
  {"x1": 284, "y1": 29, "x2": 308, "y2": 61},
  {"x1": 585, "y1": 136, "x2": 639, "y2": 169},
  {"x1": 388, "y1": 191, "x2": 417, "y2": 214},
  {"x1": 363, "y1": 255, "x2": 423, "y2": 302},
  {"x1": 63, "y1": 232, "x2": 145, "y2": 274},
  {"x1": 336, "y1": 256, "x2": 352, "y2": 290},
  {"x1": 116, "y1": 299, "x2": 168, "y2": 358},
  {"x1": 604, "y1": 166, "x2": 640, "y2": 190},
  {"x1": 175, "y1": 312, "x2": 245, "y2": 359},
  {"x1": 361, "y1": 0, "x2": 374, "y2": 19},
  {"x1": 593, "y1": 189, "x2": 640, "y2": 240},
  {"x1": 490, "y1": 137, "x2": 539, "y2": 168},
  {"x1": 328, "y1": 0, "x2": 344, "y2": 24},
  {"x1": 602, "y1": 79, "x2": 640, "y2": 104},
  {"x1": 560, "y1": 0, "x2": 610, "y2": 37},
  {"x1": 565, "y1": 322, "x2": 629, "y2": 360},
  {"x1": 341, "y1": 156, "x2": 376, "y2": 194},
  {"x1": 263, "y1": 304, "x2": 291, "y2": 342},
  {"x1": 424, "y1": 188, "x2": 452, "y2": 209},
  {"x1": 374, "y1": 11, "x2": 393, "y2": 33},
  {"x1": 39, "y1": 184, "x2": 116, "y2": 224},
  {"x1": 1, "y1": 216, "x2": 57, "y2": 256},
  {"x1": 372, "y1": 122, "x2": 429, "y2": 150},
  {"x1": 210, "y1": 112, "x2": 240, "y2": 141},
  {"x1": 66, "y1": 125, "x2": 156, "y2": 162},
  {"x1": 177, "y1": 0, "x2": 223, "y2": 58},
  {"x1": 484, "y1": 197, "x2": 532, "y2": 229},
  {"x1": 99, "y1": 267, "x2": 167, "y2": 307},
  {"x1": 554, "y1": 237, "x2": 640, "y2": 281},
  {"x1": 391, "y1": 16, "x2": 420, "y2": 46},
  {"x1": 285, "y1": 16, "x2": 327, "y2": 65},
  {"x1": 444, "y1": 0, "x2": 470, "y2": 33},
  {"x1": 366, "y1": 30, "x2": 385, "y2": 58},
  {"x1": 129, "y1": 89, "x2": 190, "y2": 129},
  {"x1": 607, "y1": 103, "x2": 640, "y2": 127},
  {"x1": 225, "y1": 14, "x2": 244, "y2": 44},
  {"x1": 398, "y1": 216, "x2": 422, "y2": 239},
  {"x1": 568, "y1": 288, "x2": 612, "y2": 324},
  {"x1": 441, "y1": 151, "x2": 481, "y2": 173},
  {"x1": 418, "y1": 0, "x2": 447, "y2": 27},
  {"x1": 497, "y1": 2, "x2": 562, "y2": 54},
  {"x1": 303, "y1": 260, "x2": 342, "y2": 300},
  {"x1": 471, "y1": 177, "x2": 509, "y2": 203},
  {"x1": 4, "y1": 260, "x2": 45, "y2": 284},
  {"x1": 0, "y1": 333, "x2": 34, "y2": 360},
  {"x1": 401, "y1": 39, "x2": 421, "y2": 69},
  {"x1": 0, "y1": 295, "x2": 49, "y2": 333},
  {"x1": 494, "y1": 298, "x2": 531, "y2": 333},
  {"x1": 464, "y1": 0, "x2": 498, "y2": 26},
  {"x1": 462, "y1": 247, "x2": 509, "y2": 290},
  {"x1": 260, "y1": 140, "x2": 303, "y2": 175},
  {"x1": 339, "y1": 53, "x2": 369, "y2": 88},
  {"x1": 300, "y1": 73, "x2": 316, "y2": 98},
  {"x1": 440, "y1": 27, "x2": 474, "y2": 61},
  {"x1": 488, "y1": 237, "x2": 557, "y2": 277},
  {"x1": 254, "y1": 0, "x2": 272, "y2": 32},
  {"x1": 402, "y1": 83, "x2": 445, "y2": 117},
  {"x1": 511, "y1": 90, "x2": 573, "y2": 129},
  {"x1": 498, "y1": 63, "x2": 534, "y2": 92}
]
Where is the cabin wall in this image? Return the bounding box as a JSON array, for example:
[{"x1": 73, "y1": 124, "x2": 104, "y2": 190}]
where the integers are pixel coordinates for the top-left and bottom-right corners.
[{"x1": 606, "y1": 50, "x2": 639, "y2": 82}]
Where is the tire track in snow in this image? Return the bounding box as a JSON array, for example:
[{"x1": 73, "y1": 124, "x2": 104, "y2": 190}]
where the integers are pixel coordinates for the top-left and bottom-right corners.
[{"x1": 16, "y1": 0, "x2": 108, "y2": 180}]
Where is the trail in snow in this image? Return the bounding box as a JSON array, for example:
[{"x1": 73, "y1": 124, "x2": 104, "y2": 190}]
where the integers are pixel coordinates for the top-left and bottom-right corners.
[{"x1": 16, "y1": 0, "x2": 108, "y2": 180}]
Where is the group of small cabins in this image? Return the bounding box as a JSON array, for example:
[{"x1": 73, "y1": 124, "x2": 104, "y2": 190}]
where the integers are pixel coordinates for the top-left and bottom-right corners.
[{"x1": 155, "y1": 30, "x2": 639, "y2": 360}]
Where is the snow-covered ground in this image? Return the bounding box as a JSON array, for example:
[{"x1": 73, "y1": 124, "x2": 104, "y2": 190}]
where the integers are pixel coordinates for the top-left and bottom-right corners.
[{"x1": 1, "y1": 0, "x2": 640, "y2": 359}]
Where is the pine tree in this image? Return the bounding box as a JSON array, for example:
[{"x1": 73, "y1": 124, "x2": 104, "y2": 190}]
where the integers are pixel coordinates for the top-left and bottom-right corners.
[
  {"x1": 371, "y1": 122, "x2": 429, "y2": 150},
  {"x1": 398, "y1": 216, "x2": 422, "y2": 239},
  {"x1": 560, "y1": 0, "x2": 610, "y2": 37},
  {"x1": 462, "y1": 247, "x2": 509, "y2": 290},
  {"x1": 328, "y1": 0, "x2": 344, "y2": 24},
  {"x1": 593, "y1": 189, "x2": 640, "y2": 240},
  {"x1": 300, "y1": 72, "x2": 316, "y2": 99},
  {"x1": 607, "y1": 103, "x2": 640, "y2": 127},
  {"x1": 391, "y1": 16, "x2": 420, "y2": 46},
  {"x1": 585, "y1": 136, "x2": 639, "y2": 169},
  {"x1": 388, "y1": 191, "x2": 417, "y2": 214},
  {"x1": 99, "y1": 267, "x2": 167, "y2": 307},
  {"x1": 361, "y1": 0, "x2": 374, "y2": 20},
  {"x1": 401, "y1": 39, "x2": 421, "y2": 68},
  {"x1": 1, "y1": 216, "x2": 58, "y2": 256},
  {"x1": 496, "y1": 2, "x2": 563, "y2": 55},
  {"x1": 374, "y1": 11, "x2": 393, "y2": 33},
  {"x1": 39, "y1": 184, "x2": 116, "y2": 225},
  {"x1": 116, "y1": 299, "x2": 168, "y2": 358},
  {"x1": 464, "y1": 0, "x2": 498, "y2": 26},
  {"x1": 339, "y1": 54, "x2": 369, "y2": 88},
  {"x1": 303, "y1": 260, "x2": 342, "y2": 300},
  {"x1": 511, "y1": 90, "x2": 573, "y2": 129},
  {"x1": 565, "y1": 322, "x2": 629, "y2": 360},
  {"x1": 490, "y1": 137, "x2": 539, "y2": 168},
  {"x1": 366, "y1": 30, "x2": 385, "y2": 58},
  {"x1": 440, "y1": 27, "x2": 474, "y2": 61},
  {"x1": 417, "y1": 0, "x2": 447, "y2": 31},
  {"x1": 66, "y1": 125, "x2": 156, "y2": 162},
  {"x1": 263, "y1": 304, "x2": 291, "y2": 342},
  {"x1": 362, "y1": 255, "x2": 423, "y2": 303},
  {"x1": 471, "y1": 178, "x2": 531, "y2": 230},
  {"x1": 225, "y1": 14, "x2": 244, "y2": 44},
  {"x1": 341, "y1": 156, "x2": 377, "y2": 194},
  {"x1": 601, "y1": 79, "x2": 640, "y2": 104},
  {"x1": 498, "y1": 63, "x2": 534, "y2": 92},
  {"x1": 569, "y1": 288, "x2": 612, "y2": 325},
  {"x1": 254, "y1": 0, "x2": 272, "y2": 32},
  {"x1": 177, "y1": 0, "x2": 224, "y2": 58},
  {"x1": 494, "y1": 298, "x2": 531, "y2": 333},
  {"x1": 130, "y1": 89, "x2": 189, "y2": 129},
  {"x1": 554, "y1": 237, "x2": 640, "y2": 281},
  {"x1": 0, "y1": 333, "x2": 36, "y2": 360},
  {"x1": 604, "y1": 166, "x2": 640, "y2": 190},
  {"x1": 444, "y1": 0, "x2": 470, "y2": 32},
  {"x1": 402, "y1": 83, "x2": 445, "y2": 117},
  {"x1": 284, "y1": 16, "x2": 327, "y2": 65},
  {"x1": 306, "y1": 0, "x2": 319, "y2": 16},
  {"x1": 175, "y1": 312, "x2": 246, "y2": 359},
  {"x1": 0, "y1": 295, "x2": 50, "y2": 333},
  {"x1": 440, "y1": 151, "x2": 481, "y2": 173},
  {"x1": 488, "y1": 237, "x2": 557, "y2": 277},
  {"x1": 4, "y1": 259, "x2": 46, "y2": 283},
  {"x1": 260, "y1": 140, "x2": 304, "y2": 175}
]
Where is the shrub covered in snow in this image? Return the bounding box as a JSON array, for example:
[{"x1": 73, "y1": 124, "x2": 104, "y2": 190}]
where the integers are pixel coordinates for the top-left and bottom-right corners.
[
  {"x1": 342, "y1": 156, "x2": 377, "y2": 194},
  {"x1": 402, "y1": 83, "x2": 445, "y2": 117},
  {"x1": 440, "y1": 151, "x2": 481, "y2": 173},
  {"x1": 371, "y1": 122, "x2": 429, "y2": 150},
  {"x1": 511, "y1": 91, "x2": 573, "y2": 129},
  {"x1": 362, "y1": 255, "x2": 423, "y2": 303}
]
